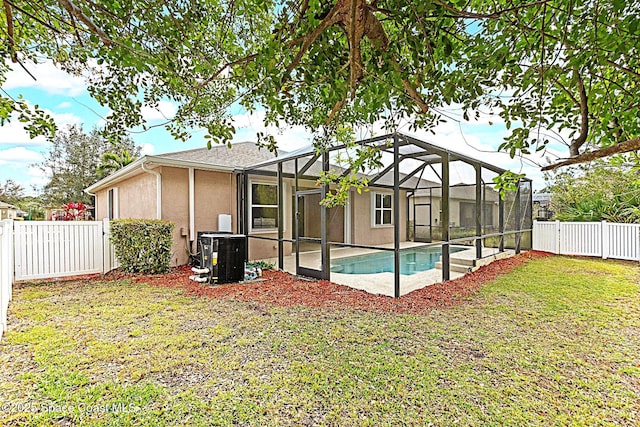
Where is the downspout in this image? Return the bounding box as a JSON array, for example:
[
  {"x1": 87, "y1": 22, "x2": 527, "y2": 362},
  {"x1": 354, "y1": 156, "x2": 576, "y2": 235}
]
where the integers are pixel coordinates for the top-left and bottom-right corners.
[
  {"x1": 189, "y1": 167, "x2": 195, "y2": 243},
  {"x1": 141, "y1": 162, "x2": 162, "y2": 219}
]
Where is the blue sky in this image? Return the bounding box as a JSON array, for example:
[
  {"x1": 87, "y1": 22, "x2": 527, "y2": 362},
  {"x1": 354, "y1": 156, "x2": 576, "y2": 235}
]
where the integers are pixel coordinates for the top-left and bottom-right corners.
[{"x1": 0, "y1": 59, "x2": 555, "y2": 195}]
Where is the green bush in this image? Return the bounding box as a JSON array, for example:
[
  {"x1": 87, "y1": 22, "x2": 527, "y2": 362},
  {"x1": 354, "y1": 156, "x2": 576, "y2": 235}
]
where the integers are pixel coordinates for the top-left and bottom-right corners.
[
  {"x1": 247, "y1": 260, "x2": 275, "y2": 270},
  {"x1": 110, "y1": 219, "x2": 175, "y2": 274}
]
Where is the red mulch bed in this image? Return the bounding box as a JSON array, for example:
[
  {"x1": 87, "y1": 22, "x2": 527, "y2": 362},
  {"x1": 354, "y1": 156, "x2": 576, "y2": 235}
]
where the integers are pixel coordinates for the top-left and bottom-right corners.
[{"x1": 109, "y1": 251, "x2": 551, "y2": 314}]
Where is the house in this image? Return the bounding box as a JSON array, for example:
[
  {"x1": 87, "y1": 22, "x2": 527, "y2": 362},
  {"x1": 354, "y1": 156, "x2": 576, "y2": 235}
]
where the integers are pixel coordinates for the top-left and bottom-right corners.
[
  {"x1": 85, "y1": 141, "x2": 413, "y2": 265},
  {"x1": 86, "y1": 142, "x2": 276, "y2": 266},
  {"x1": 87, "y1": 134, "x2": 532, "y2": 298},
  {"x1": 0, "y1": 201, "x2": 20, "y2": 220}
]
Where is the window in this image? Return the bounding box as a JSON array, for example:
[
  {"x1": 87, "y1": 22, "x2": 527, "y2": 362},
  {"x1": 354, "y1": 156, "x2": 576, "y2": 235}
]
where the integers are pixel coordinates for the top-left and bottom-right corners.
[
  {"x1": 251, "y1": 182, "x2": 278, "y2": 230},
  {"x1": 107, "y1": 188, "x2": 119, "y2": 220},
  {"x1": 373, "y1": 192, "x2": 392, "y2": 226}
]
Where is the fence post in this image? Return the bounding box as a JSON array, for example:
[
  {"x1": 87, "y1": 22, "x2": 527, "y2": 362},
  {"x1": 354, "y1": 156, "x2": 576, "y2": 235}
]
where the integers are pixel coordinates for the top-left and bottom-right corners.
[
  {"x1": 601, "y1": 220, "x2": 608, "y2": 260},
  {"x1": 555, "y1": 220, "x2": 561, "y2": 255},
  {"x1": 637, "y1": 226, "x2": 640, "y2": 264},
  {"x1": 0, "y1": 221, "x2": 5, "y2": 336},
  {"x1": 103, "y1": 218, "x2": 111, "y2": 274},
  {"x1": 532, "y1": 220, "x2": 537, "y2": 250},
  {"x1": 0, "y1": 222, "x2": 5, "y2": 335},
  {"x1": 0, "y1": 219, "x2": 14, "y2": 339}
]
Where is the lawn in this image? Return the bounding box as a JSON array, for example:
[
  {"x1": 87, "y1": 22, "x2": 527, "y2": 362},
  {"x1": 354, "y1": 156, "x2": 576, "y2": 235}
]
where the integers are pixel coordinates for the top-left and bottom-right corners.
[{"x1": 1, "y1": 255, "x2": 639, "y2": 426}]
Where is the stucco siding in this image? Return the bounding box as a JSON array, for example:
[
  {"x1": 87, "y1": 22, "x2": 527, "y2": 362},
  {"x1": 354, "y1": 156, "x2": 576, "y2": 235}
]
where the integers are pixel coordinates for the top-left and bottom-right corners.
[
  {"x1": 94, "y1": 172, "x2": 157, "y2": 221},
  {"x1": 194, "y1": 170, "x2": 236, "y2": 234},
  {"x1": 351, "y1": 189, "x2": 407, "y2": 246},
  {"x1": 95, "y1": 167, "x2": 241, "y2": 267},
  {"x1": 160, "y1": 167, "x2": 190, "y2": 266}
]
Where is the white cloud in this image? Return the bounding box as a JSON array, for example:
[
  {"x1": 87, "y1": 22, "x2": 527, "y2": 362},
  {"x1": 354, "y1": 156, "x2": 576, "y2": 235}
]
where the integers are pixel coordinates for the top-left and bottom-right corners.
[
  {"x1": 141, "y1": 101, "x2": 178, "y2": 122},
  {"x1": 4, "y1": 60, "x2": 87, "y2": 96},
  {"x1": 56, "y1": 101, "x2": 73, "y2": 109},
  {"x1": 140, "y1": 143, "x2": 155, "y2": 155},
  {"x1": 46, "y1": 110, "x2": 84, "y2": 127},
  {"x1": 230, "y1": 110, "x2": 312, "y2": 152},
  {"x1": 25, "y1": 165, "x2": 49, "y2": 189},
  {"x1": 0, "y1": 120, "x2": 48, "y2": 146},
  {"x1": 0, "y1": 107, "x2": 83, "y2": 146},
  {"x1": 0, "y1": 147, "x2": 43, "y2": 165}
]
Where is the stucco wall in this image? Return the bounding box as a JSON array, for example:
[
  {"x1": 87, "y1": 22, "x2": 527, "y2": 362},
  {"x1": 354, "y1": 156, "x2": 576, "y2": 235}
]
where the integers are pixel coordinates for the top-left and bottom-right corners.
[
  {"x1": 351, "y1": 189, "x2": 407, "y2": 246},
  {"x1": 162, "y1": 167, "x2": 241, "y2": 266},
  {"x1": 194, "y1": 169, "x2": 236, "y2": 234},
  {"x1": 247, "y1": 184, "x2": 408, "y2": 260},
  {"x1": 160, "y1": 166, "x2": 190, "y2": 266},
  {"x1": 95, "y1": 172, "x2": 157, "y2": 221},
  {"x1": 96, "y1": 167, "x2": 239, "y2": 267}
]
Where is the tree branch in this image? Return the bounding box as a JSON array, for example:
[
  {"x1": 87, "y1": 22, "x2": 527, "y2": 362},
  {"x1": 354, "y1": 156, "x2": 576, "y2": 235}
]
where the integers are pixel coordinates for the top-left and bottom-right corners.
[
  {"x1": 510, "y1": 20, "x2": 640, "y2": 80},
  {"x1": 197, "y1": 54, "x2": 259, "y2": 88},
  {"x1": 569, "y1": 68, "x2": 588, "y2": 156},
  {"x1": 57, "y1": 0, "x2": 111, "y2": 46},
  {"x1": 325, "y1": 98, "x2": 346, "y2": 125},
  {"x1": 3, "y1": 0, "x2": 17, "y2": 62},
  {"x1": 554, "y1": 79, "x2": 579, "y2": 107},
  {"x1": 432, "y1": 0, "x2": 551, "y2": 20},
  {"x1": 390, "y1": 59, "x2": 429, "y2": 113},
  {"x1": 285, "y1": 4, "x2": 342, "y2": 74},
  {"x1": 5, "y1": 0, "x2": 61, "y2": 34},
  {"x1": 541, "y1": 136, "x2": 640, "y2": 171},
  {"x1": 348, "y1": 0, "x2": 358, "y2": 96}
]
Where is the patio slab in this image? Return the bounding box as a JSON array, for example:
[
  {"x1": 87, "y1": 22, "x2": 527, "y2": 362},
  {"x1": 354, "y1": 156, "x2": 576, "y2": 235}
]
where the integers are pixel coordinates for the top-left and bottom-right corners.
[{"x1": 262, "y1": 243, "x2": 517, "y2": 297}]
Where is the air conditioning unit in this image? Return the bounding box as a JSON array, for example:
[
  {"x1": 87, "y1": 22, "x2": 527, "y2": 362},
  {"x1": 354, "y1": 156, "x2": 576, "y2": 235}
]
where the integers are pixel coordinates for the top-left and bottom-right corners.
[{"x1": 192, "y1": 233, "x2": 246, "y2": 284}]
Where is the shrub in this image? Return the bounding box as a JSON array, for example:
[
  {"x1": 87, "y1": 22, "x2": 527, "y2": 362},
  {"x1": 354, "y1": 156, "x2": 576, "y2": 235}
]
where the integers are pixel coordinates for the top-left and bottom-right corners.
[
  {"x1": 54, "y1": 202, "x2": 93, "y2": 221},
  {"x1": 247, "y1": 260, "x2": 275, "y2": 270},
  {"x1": 110, "y1": 219, "x2": 175, "y2": 274}
]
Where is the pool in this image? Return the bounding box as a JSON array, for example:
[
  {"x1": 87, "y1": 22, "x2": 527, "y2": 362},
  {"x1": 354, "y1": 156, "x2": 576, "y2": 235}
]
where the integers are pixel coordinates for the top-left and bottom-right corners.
[{"x1": 330, "y1": 246, "x2": 465, "y2": 276}]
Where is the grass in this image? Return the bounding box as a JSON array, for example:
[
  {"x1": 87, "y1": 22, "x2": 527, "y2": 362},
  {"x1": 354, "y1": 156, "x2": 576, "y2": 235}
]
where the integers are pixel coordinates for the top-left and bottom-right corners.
[{"x1": 1, "y1": 256, "x2": 639, "y2": 426}]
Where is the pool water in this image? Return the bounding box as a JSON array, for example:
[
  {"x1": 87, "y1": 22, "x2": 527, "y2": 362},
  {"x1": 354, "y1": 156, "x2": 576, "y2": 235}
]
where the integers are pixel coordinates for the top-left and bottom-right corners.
[{"x1": 330, "y1": 247, "x2": 465, "y2": 276}]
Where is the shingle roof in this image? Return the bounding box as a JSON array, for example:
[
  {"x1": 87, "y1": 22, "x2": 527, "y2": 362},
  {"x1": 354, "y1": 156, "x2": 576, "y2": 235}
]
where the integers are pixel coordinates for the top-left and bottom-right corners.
[{"x1": 156, "y1": 141, "x2": 279, "y2": 168}]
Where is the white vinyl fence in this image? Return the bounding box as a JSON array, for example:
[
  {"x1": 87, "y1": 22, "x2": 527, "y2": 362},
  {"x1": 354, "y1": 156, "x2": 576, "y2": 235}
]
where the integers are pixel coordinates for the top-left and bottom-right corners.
[
  {"x1": 1, "y1": 220, "x2": 14, "y2": 341},
  {"x1": 533, "y1": 220, "x2": 640, "y2": 261},
  {"x1": 13, "y1": 219, "x2": 118, "y2": 281},
  {"x1": 0, "y1": 219, "x2": 120, "y2": 341}
]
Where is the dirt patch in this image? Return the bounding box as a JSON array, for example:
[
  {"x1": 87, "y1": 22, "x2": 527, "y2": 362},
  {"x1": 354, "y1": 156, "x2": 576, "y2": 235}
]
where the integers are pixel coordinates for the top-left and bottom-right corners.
[{"x1": 120, "y1": 251, "x2": 551, "y2": 314}]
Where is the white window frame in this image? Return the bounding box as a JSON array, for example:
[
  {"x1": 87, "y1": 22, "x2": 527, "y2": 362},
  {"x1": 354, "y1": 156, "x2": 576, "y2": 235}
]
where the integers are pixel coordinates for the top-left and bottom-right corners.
[
  {"x1": 107, "y1": 187, "x2": 119, "y2": 220},
  {"x1": 249, "y1": 180, "x2": 282, "y2": 233},
  {"x1": 371, "y1": 191, "x2": 393, "y2": 227}
]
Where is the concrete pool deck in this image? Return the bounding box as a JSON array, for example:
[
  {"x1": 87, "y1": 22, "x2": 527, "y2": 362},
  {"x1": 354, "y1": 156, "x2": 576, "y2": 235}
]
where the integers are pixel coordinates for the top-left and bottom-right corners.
[{"x1": 261, "y1": 243, "x2": 516, "y2": 297}]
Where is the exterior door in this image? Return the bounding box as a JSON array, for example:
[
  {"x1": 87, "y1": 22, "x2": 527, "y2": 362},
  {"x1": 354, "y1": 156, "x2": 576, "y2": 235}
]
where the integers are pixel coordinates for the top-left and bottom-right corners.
[
  {"x1": 295, "y1": 189, "x2": 327, "y2": 279},
  {"x1": 414, "y1": 203, "x2": 432, "y2": 242}
]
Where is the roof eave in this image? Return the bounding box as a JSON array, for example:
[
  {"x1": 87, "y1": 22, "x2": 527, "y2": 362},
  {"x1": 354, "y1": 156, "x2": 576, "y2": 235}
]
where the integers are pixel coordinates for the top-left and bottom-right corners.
[
  {"x1": 85, "y1": 157, "x2": 148, "y2": 194},
  {"x1": 143, "y1": 156, "x2": 237, "y2": 173},
  {"x1": 84, "y1": 155, "x2": 237, "y2": 194}
]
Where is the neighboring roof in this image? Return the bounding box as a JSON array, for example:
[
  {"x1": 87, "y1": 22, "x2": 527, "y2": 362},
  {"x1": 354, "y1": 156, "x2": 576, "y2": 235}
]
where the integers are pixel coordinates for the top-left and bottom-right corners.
[
  {"x1": 0, "y1": 201, "x2": 18, "y2": 209},
  {"x1": 86, "y1": 141, "x2": 280, "y2": 193}
]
